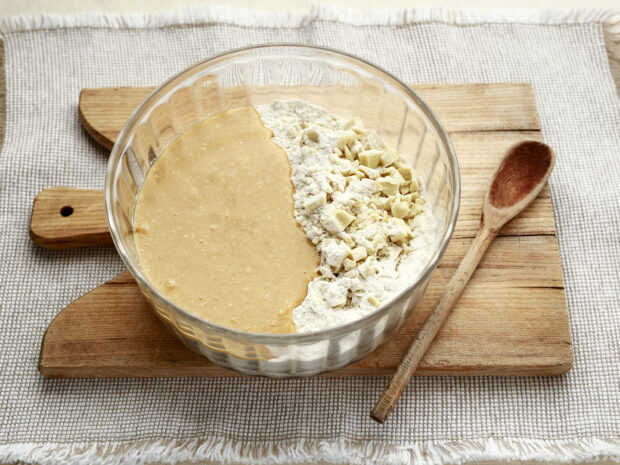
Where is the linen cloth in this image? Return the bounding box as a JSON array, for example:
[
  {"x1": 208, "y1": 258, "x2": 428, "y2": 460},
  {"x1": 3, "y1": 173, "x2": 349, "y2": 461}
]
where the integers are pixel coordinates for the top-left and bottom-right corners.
[{"x1": 0, "y1": 5, "x2": 619, "y2": 465}]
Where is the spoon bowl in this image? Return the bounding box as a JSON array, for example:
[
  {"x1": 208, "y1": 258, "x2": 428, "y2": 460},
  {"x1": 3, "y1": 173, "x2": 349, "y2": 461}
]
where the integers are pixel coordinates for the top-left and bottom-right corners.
[{"x1": 484, "y1": 141, "x2": 555, "y2": 231}]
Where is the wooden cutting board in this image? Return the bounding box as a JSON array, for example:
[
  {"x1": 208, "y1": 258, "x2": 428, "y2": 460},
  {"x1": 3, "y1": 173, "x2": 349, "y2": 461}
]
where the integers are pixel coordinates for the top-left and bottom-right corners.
[{"x1": 35, "y1": 83, "x2": 573, "y2": 377}]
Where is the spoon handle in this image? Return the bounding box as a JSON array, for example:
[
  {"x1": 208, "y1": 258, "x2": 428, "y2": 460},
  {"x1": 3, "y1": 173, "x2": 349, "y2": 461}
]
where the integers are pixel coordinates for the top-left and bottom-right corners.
[{"x1": 371, "y1": 224, "x2": 498, "y2": 424}]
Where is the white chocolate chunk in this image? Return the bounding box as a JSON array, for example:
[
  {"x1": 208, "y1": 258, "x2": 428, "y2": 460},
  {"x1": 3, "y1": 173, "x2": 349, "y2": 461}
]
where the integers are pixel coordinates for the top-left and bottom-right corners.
[
  {"x1": 387, "y1": 217, "x2": 412, "y2": 242},
  {"x1": 335, "y1": 209, "x2": 356, "y2": 228},
  {"x1": 345, "y1": 175, "x2": 360, "y2": 186},
  {"x1": 397, "y1": 165, "x2": 413, "y2": 181},
  {"x1": 342, "y1": 233, "x2": 355, "y2": 247},
  {"x1": 323, "y1": 239, "x2": 352, "y2": 271},
  {"x1": 343, "y1": 258, "x2": 356, "y2": 271},
  {"x1": 358, "y1": 165, "x2": 379, "y2": 179},
  {"x1": 359, "y1": 259, "x2": 378, "y2": 278},
  {"x1": 372, "y1": 233, "x2": 387, "y2": 251},
  {"x1": 324, "y1": 208, "x2": 356, "y2": 233},
  {"x1": 401, "y1": 193, "x2": 414, "y2": 203},
  {"x1": 345, "y1": 117, "x2": 366, "y2": 133},
  {"x1": 367, "y1": 295, "x2": 381, "y2": 307},
  {"x1": 406, "y1": 197, "x2": 425, "y2": 219},
  {"x1": 336, "y1": 130, "x2": 357, "y2": 150},
  {"x1": 390, "y1": 199, "x2": 410, "y2": 219},
  {"x1": 380, "y1": 147, "x2": 399, "y2": 166},
  {"x1": 385, "y1": 167, "x2": 405, "y2": 183},
  {"x1": 406, "y1": 204, "x2": 422, "y2": 219},
  {"x1": 359, "y1": 265, "x2": 372, "y2": 278},
  {"x1": 303, "y1": 192, "x2": 327, "y2": 211},
  {"x1": 358, "y1": 149, "x2": 383, "y2": 169},
  {"x1": 350, "y1": 140, "x2": 364, "y2": 157},
  {"x1": 351, "y1": 246, "x2": 368, "y2": 262},
  {"x1": 363, "y1": 242, "x2": 376, "y2": 256},
  {"x1": 377, "y1": 178, "x2": 401, "y2": 196}
]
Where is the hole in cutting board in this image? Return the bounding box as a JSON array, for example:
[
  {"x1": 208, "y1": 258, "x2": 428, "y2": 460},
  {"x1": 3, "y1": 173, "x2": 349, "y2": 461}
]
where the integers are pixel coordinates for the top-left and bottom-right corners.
[{"x1": 60, "y1": 206, "x2": 74, "y2": 217}]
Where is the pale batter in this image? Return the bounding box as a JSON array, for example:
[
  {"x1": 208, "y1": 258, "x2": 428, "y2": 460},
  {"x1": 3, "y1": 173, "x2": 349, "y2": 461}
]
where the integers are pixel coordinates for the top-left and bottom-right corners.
[{"x1": 134, "y1": 106, "x2": 319, "y2": 334}]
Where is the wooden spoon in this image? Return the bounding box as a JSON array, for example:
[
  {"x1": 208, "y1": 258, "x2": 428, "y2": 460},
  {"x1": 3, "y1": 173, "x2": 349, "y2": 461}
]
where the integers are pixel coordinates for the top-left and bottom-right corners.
[{"x1": 371, "y1": 140, "x2": 556, "y2": 424}]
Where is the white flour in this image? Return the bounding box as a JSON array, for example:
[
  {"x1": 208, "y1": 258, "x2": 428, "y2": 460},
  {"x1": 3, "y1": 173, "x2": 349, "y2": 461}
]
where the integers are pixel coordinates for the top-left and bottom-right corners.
[{"x1": 257, "y1": 100, "x2": 436, "y2": 333}]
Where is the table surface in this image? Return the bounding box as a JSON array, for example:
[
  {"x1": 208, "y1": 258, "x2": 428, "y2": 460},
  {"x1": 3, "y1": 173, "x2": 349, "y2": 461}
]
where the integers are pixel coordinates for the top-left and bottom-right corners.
[{"x1": 0, "y1": 1, "x2": 618, "y2": 465}]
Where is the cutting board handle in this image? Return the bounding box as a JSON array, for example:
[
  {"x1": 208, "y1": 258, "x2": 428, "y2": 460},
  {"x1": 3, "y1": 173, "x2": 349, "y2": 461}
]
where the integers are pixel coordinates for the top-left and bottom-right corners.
[{"x1": 30, "y1": 187, "x2": 111, "y2": 249}]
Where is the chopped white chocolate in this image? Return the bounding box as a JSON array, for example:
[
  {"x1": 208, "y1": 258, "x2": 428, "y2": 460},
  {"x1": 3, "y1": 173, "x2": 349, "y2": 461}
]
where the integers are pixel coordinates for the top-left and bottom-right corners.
[
  {"x1": 358, "y1": 165, "x2": 379, "y2": 179},
  {"x1": 323, "y1": 239, "x2": 351, "y2": 271},
  {"x1": 345, "y1": 175, "x2": 359, "y2": 186},
  {"x1": 342, "y1": 233, "x2": 355, "y2": 247},
  {"x1": 342, "y1": 145, "x2": 353, "y2": 160},
  {"x1": 397, "y1": 165, "x2": 413, "y2": 181},
  {"x1": 380, "y1": 147, "x2": 399, "y2": 166},
  {"x1": 387, "y1": 217, "x2": 411, "y2": 243},
  {"x1": 340, "y1": 165, "x2": 355, "y2": 176},
  {"x1": 359, "y1": 259, "x2": 378, "y2": 278},
  {"x1": 324, "y1": 208, "x2": 356, "y2": 233},
  {"x1": 390, "y1": 199, "x2": 410, "y2": 219},
  {"x1": 406, "y1": 198, "x2": 425, "y2": 219},
  {"x1": 303, "y1": 192, "x2": 327, "y2": 211},
  {"x1": 343, "y1": 258, "x2": 356, "y2": 271},
  {"x1": 350, "y1": 140, "x2": 364, "y2": 157},
  {"x1": 377, "y1": 178, "x2": 401, "y2": 196},
  {"x1": 367, "y1": 295, "x2": 381, "y2": 307},
  {"x1": 372, "y1": 233, "x2": 387, "y2": 250},
  {"x1": 345, "y1": 117, "x2": 366, "y2": 133},
  {"x1": 358, "y1": 149, "x2": 383, "y2": 169},
  {"x1": 400, "y1": 193, "x2": 414, "y2": 203},
  {"x1": 336, "y1": 130, "x2": 357, "y2": 149},
  {"x1": 385, "y1": 166, "x2": 405, "y2": 183},
  {"x1": 351, "y1": 246, "x2": 367, "y2": 262}
]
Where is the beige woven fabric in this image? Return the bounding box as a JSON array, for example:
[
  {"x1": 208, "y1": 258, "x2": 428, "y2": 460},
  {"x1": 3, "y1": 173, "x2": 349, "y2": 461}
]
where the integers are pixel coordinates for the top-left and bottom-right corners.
[{"x1": 0, "y1": 5, "x2": 619, "y2": 465}]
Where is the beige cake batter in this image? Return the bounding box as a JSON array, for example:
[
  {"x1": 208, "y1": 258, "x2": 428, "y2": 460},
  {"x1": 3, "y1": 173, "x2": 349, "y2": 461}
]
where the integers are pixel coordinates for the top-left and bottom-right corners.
[{"x1": 134, "y1": 106, "x2": 319, "y2": 334}]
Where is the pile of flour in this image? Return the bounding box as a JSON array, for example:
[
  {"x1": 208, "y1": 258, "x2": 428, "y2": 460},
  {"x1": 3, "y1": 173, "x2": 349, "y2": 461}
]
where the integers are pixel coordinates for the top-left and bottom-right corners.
[{"x1": 257, "y1": 100, "x2": 436, "y2": 333}]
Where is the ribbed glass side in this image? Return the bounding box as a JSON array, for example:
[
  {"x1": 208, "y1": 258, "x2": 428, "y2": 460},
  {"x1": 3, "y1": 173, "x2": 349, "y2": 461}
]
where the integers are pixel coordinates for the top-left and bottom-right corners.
[{"x1": 106, "y1": 45, "x2": 458, "y2": 377}]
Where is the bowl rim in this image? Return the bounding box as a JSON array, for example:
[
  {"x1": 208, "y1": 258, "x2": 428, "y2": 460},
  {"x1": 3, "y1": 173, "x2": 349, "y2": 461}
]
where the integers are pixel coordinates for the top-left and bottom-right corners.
[{"x1": 105, "y1": 43, "x2": 461, "y2": 344}]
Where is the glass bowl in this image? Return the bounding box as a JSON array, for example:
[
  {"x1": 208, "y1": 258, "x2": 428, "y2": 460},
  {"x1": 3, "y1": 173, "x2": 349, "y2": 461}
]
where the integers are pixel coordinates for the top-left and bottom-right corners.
[{"x1": 105, "y1": 44, "x2": 460, "y2": 377}]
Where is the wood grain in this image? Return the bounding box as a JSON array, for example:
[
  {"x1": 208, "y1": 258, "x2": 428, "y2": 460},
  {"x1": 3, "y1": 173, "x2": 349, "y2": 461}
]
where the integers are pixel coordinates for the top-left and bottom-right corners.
[
  {"x1": 38, "y1": 83, "x2": 572, "y2": 378},
  {"x1": 30, "y1": 187, "x2": 109, "y2": 248},
  {"x1": 78, "y1": 83, "x2": 541, "y2": 151}
]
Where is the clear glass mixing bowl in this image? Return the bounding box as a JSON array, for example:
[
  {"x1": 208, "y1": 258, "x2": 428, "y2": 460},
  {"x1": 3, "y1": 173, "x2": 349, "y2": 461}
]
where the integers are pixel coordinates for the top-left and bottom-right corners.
[{"x1": 105, "y1": 44, "x2": 460, "y2": 377}]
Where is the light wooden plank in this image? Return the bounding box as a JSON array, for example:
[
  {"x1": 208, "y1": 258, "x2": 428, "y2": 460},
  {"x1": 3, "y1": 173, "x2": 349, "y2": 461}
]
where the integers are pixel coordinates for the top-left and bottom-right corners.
[
  {"x1": 39, "y1": 233, "x2": 570, "y2": 378},
  {"x1": 78, "y1": 83, "x2": 540, "y2": 151},
  {"x1": 414, "y1": 83, "x2": 540, "y2": 132}
]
